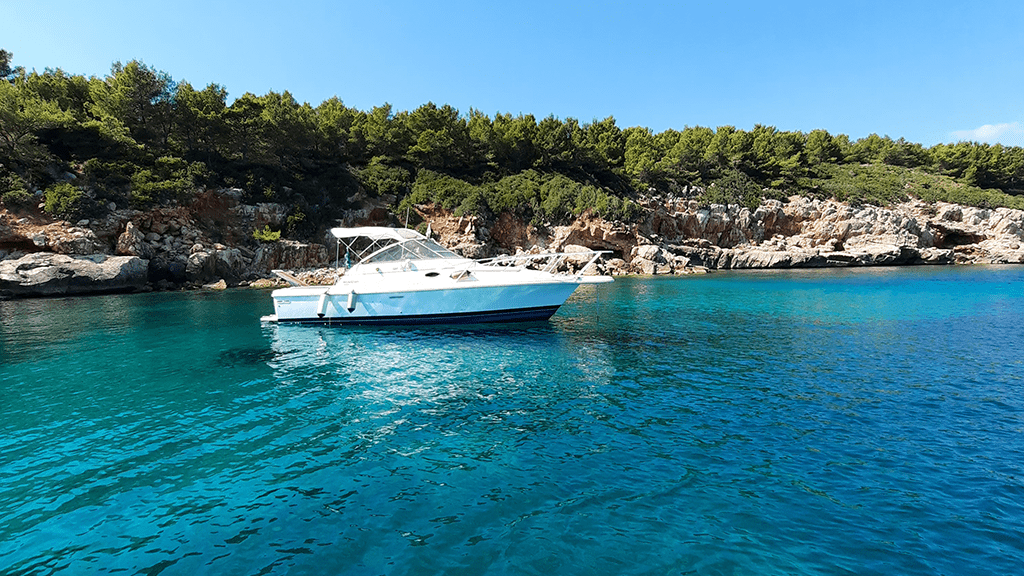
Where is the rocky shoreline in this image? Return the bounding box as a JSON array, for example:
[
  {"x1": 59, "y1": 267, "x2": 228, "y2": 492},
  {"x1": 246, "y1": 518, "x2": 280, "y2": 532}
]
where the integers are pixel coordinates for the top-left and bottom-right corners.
[
  {"x1": 3, "y1": 188, "x2": 1024, "y2": 299},
  {"x1": 417, "y1": 195, "x2": 1024, "y2": 275},
  {"x1": 0, "y1": 189, "x2": 329, "y2": 299}
]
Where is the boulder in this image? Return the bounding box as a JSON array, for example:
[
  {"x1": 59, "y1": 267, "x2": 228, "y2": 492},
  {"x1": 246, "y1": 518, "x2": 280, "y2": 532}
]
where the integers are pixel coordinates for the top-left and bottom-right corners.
[
  {"x1": 148, "y1": 253, "x2": 187, "y2": 285},
  {"x1": 185, "y1": 245, "x2": 249, "y2": 285},
  {"x1": 186, "y1": 250, "x2": 217, "y2": 283},
  {"x1": 631, "y1": 243, "x2": 667, "y2": 263},
  {"x1": 450, "y1": 241, "x2": 489, "y2": 259},
  {"x1": 47, "y1": 227, "x2": 108, "y2": 255},
  {"x1": 116, "y1": 222, "x2": 155, "y2": 259},
  {"x1": 0, "y1": 253, "x2": 149, "y2": 298},
  {"x1": 635, "y1": 258, "x2": 657, "y2": 275},
  {"x1": 730, "y1": 249, "x2": 795, "y2": 269},
  {"x1": 918, "y1": 247, "x2": 954, "y2": 264},
  {"x1": 851, "y1": 244, "x2": 919, "y2": 266},
  {"x1": 976, "y1": 239, "x2": 1024, "y2": 264},
  {"x1": 561, "y1": 244, "x2": 601, "y2": 273}
]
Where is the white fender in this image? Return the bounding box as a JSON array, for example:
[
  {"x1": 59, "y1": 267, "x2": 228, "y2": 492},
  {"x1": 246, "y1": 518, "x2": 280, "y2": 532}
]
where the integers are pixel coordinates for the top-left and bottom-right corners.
[
  {"x1": 316, "y1": 292, "x2": 329, "y2": 317},
  {"x1": 347, "y1": 290, "x2": 357, "y2": 312}
]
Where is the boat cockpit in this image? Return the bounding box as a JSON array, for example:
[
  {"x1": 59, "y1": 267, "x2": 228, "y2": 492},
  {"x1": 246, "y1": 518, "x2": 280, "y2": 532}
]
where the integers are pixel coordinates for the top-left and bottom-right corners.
[{"x1": 362, "y1": 238, "x2": 463, "y2": 264}]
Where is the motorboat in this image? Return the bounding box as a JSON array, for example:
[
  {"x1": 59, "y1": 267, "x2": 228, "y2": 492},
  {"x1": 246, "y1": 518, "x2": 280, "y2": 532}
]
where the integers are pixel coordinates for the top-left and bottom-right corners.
[{"x1": 261, "y1": 226, "x2": 613, "y2": 325}]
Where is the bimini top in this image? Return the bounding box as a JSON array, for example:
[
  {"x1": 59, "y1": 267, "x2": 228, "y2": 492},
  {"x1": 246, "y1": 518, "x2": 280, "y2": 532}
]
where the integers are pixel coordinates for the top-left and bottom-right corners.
[{"x1": 330, "y1": 227, "x2": 425, "y2": 241}]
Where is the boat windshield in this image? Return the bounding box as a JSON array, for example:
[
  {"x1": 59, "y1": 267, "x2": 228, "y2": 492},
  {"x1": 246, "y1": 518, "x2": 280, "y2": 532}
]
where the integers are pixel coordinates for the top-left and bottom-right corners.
[{"x1": 362, "y1": 238, "x2": 463, "y2": 263}]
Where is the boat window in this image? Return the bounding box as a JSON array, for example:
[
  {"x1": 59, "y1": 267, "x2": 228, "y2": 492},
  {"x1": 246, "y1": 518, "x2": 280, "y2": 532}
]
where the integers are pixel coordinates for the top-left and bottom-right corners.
[
  {"x1": 363, "y1": 243, "x2": 406, "y2": 263},
  {"x1": 363, "y1": 239, "x2": 464, "y2": 263},
  {"x1": 421, "y1": 239, "x2": 461, "y2": 259}
]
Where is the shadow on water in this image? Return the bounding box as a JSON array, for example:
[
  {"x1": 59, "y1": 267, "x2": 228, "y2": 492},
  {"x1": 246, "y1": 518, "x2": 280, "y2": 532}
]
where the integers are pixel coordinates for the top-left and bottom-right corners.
[{"x1": 216, "y1": 345, "x2": 289, "y2": 366}]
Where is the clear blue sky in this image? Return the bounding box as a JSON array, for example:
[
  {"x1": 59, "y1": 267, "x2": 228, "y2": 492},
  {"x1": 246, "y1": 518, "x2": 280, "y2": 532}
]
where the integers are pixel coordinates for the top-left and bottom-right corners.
[{"x1": 6, "y1": 0, "x2": 1023, "y2": 147}]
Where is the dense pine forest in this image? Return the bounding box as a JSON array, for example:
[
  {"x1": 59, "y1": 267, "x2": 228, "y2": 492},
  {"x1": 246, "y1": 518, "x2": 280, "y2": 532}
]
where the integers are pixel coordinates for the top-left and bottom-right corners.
[{"x1": 3, "y1": 53, "x2": 1024, "y2": 240}]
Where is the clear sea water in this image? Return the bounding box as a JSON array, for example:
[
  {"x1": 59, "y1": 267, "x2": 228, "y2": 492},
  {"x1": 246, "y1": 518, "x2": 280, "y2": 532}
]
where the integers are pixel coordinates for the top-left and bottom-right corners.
[{"x1": 2, "y1": 266, "x2": 1023, "y2": 576}]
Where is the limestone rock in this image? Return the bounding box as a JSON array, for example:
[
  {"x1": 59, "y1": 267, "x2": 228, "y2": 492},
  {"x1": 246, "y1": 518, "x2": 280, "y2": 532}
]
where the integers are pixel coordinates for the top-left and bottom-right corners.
[
  {"x1": 0, "y1": 253, "x2": 149, "y2": 297},
  {"x1": 186, "y1": 246, "x2": 247, "y2": 285},
  {"x1": 451, "y1": 241, "x2": 489, "y2": 259},
  {"x1": 631, "y1": 243, "x2": 667, "y2": 263},
  {"x1": 186, "y1": 250, "x2": 215, "y2": 283},
  {"x1": 252, "y1": 240, "x2": 328, "y2": 272},
  {"x1": 248, "y1": 278, "x2": 281, "y2": 289},
  {"x1": 552, "y1": 211, "x2": 635, "y2": 260},
  {"x1": 8, "y1": 181, "x2": 1024, "y2": 293},
  {"x1": 605, "y1": 258, "x2": 629, "y2": 275},
  {"x1": 49, "y1": 228, "x2": 107, "y2": 255},
  {"x1": 148, "y1": 253, "x2": 187, "y2": 285},
  {"x1": 730, "y1": 248, "x2": 825, "y2": 269},
  {"x1": 561, "y1": 244, "x2": 601, "y2": 270},
  {"x1": 116, "y1": 222, "x2": 155, "y2": 259}
]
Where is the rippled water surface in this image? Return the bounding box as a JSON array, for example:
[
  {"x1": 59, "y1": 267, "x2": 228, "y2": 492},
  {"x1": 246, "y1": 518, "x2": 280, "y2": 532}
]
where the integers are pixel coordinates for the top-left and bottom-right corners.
[{"x1": 2, "y1": 266, "x2": 1023, "y2": 575}]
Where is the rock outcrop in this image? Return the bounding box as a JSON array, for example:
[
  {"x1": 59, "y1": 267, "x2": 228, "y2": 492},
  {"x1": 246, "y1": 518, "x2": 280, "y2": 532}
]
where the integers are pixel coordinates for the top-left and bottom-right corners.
[
  {"x1": 413, "y1": 196, "x2": 1024, "y2": 275},
  {"x1": 252, "y1": 240, "x2": 329, "y2": 272},
  {"x1": 0, "y1": 253, "x2": 149, "y2": 298},
  {"x1": 116, "y1": 221, "x2": 155, "y2": 259},
  {"x1": 0, "y1": 188, "x2": 336, "y2": 297}
]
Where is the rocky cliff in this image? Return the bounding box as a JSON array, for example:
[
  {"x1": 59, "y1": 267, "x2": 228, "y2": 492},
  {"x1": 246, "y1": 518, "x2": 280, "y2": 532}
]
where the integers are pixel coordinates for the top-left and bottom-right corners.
[
  {"x1": 2, "y1": 189, "x2": 1023, "y2": 298},
  {"x1": 0, "y1": 188, "x2": 335, "y2": 298},
  {"x1": 414, "y1": 195, "x2": 1024, "y2": 275}
]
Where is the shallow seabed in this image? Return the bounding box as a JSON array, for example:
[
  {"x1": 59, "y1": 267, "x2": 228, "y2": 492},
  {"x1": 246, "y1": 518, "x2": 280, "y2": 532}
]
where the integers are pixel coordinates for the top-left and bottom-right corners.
[{"x1": 2, "y1": 266, "x2": 1023, "y2": 575}]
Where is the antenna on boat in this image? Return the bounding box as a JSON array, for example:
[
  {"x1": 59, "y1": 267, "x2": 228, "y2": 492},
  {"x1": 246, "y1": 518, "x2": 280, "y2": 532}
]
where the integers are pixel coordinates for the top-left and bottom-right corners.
[
  {"x1": 405, "y1": 206, "x2": 410, "y2": 228},
  {"x1": 425, "y1": 223, "x2": 432, "y2": 239}
]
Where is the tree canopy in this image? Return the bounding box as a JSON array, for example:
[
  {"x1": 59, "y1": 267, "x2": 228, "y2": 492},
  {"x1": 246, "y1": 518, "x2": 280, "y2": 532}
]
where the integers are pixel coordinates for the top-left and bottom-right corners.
[{"x1": 2, "y1": 51, "x2": 1023, "y2": 232}]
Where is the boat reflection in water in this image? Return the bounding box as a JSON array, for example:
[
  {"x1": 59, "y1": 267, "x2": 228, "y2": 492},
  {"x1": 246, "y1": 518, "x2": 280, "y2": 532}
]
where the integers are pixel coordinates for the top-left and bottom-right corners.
[{"x1": 260, "y1": 298, "x2": 616, "y2": 404}]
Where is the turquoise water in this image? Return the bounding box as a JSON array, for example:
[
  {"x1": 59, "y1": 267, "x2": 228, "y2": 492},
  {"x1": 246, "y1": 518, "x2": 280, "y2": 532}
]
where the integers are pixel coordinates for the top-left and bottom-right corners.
[{"x1": 2, "y1": 266, "x2": 1023, "y2": 575}]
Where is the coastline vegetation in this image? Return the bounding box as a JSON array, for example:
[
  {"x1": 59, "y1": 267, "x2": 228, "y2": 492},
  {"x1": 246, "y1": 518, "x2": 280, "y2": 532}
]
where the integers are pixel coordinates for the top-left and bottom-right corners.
[{"x1": 2, "y1": 51, "x2": 1023, "y2": 237}]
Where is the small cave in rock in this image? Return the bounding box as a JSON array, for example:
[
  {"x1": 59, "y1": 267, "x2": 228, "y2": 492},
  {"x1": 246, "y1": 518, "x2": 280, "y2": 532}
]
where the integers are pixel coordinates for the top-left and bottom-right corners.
[{"x1": 936, "y1": 230, "x2": 984, "y2": 248}]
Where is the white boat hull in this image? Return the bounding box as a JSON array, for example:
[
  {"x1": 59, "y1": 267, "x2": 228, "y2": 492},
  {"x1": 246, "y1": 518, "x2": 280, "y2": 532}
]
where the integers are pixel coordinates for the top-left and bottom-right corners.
[
  {"x1": 270, "y1": 281, "x2": 585, "y2": 325},
  {"x1": 264, "y1": 227, "x2": 613, "y2": 326}
]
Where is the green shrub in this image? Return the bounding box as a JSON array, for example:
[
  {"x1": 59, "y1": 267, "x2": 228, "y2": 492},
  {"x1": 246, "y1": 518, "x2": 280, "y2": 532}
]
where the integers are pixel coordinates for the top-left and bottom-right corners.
[
  {"x1": 399, "y1": 170, "x2": 482, "y2": 213},
  {"x1": 83, "y1": 159, "x2": 134, "y2": 188},
  {"x1": 482, "y1": 170, "x2": 543, "y2": 214},
  {"x1": 537, "y1": 174, "x2": 583, "y2": 220},
  {"x1": 285, "y1": 207, "x2": 306, "y2": 235},
  {"x1": 397, "y1": 169, "x2": 642, "y2": 223},
  {"x1": 253, "y1": 225, "x2": 281, "y2": 242},
  {"x1": 1, "y1": 188, "x2": 33, "y2": 208},
  {"x1": 44, "y1": 182, "x2": 83, "y2": 218},
  {"x1": 806, "y1": 163, "x2": 1024, "y2": 210},
  {"x1": 357, "y1": 156, "x2": 412, "y2": 196},
  {"x1": 129, "y1": 156, "x2": 201, "y2": 206},
  {"x1": 699, "y1": 170, "x2": 763, "y2": 210},
  {"x1": 0, "y1": 172, "x2": 33, "y2": 208}
]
